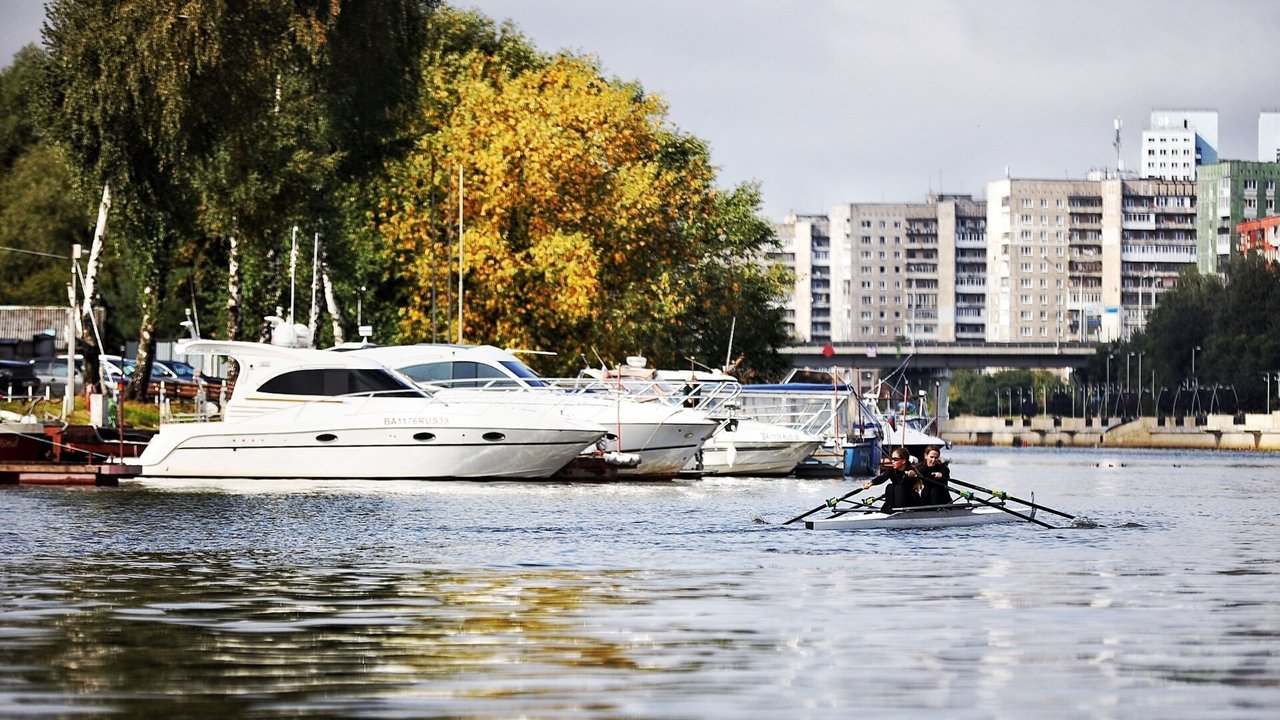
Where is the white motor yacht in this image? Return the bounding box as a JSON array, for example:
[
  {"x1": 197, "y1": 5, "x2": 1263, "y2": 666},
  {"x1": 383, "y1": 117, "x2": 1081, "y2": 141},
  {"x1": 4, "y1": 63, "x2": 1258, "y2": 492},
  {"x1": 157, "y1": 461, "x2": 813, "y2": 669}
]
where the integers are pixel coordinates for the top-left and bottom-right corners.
[
  {"x1": 347, "y1": 344, "x2": 720, "y2": 481},
  {"x1": 580, "y1": 362, "x2": 825, "y2": 477},
  {"x1": 132, "y1": 340, "x2": 607, "y2": 480}
]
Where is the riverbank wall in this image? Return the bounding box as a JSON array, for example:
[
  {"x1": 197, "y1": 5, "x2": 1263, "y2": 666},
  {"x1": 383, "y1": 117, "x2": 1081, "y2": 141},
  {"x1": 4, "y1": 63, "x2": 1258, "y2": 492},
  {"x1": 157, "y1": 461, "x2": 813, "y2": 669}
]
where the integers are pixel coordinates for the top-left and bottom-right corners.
[{"x1": 941, "y1": 412, "x2": 1280, "y2": 451}]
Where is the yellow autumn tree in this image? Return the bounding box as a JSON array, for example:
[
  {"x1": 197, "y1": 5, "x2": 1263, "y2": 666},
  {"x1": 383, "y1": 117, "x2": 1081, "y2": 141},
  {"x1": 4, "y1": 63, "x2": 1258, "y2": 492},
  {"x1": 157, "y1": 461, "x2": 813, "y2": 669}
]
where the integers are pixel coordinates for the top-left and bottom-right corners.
[{"x1": 376, "y1": 8, "x2": 793, "y2": 378}]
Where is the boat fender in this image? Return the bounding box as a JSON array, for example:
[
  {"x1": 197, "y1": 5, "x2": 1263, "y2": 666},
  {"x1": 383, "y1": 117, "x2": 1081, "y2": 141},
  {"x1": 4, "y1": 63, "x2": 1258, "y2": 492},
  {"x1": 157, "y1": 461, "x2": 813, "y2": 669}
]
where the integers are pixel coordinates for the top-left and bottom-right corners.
[{"x1": 602, "y1": 451, "x2": 642, "y2": 468}]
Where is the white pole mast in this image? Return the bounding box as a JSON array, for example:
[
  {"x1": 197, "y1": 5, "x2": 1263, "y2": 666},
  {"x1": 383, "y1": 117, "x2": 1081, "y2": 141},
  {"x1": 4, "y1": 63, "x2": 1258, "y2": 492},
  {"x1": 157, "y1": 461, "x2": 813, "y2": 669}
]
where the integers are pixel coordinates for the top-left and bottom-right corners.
[
  {"x1": 65, "y1": 246, "x2": 79, "y2": 418},
  {"x1": 309, "y1": 232, "x2": 320, "y2": 347},
  {"x1": 289, "y1": 225, "x2": 298, "y2": 323}
]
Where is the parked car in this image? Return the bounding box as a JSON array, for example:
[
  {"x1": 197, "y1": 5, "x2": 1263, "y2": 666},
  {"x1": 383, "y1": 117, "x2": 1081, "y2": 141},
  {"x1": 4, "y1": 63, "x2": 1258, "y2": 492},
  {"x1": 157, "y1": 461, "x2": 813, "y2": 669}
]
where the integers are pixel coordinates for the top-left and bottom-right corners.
[
  {"x1": 151, "y1": 358, "x2": 222, "y2": 399},
  {"x1": 31, "y1": 356, "x2": 85, "y2": 396},
  {"x1": 154, "y1": 358, "x2": 223, "y2": 386},
  {"x1": 0, "y1": 359, "x2": 42, "y2": 397},
  {"x1": 101, "y1": 354, "x2": 201, "y2": 400}
]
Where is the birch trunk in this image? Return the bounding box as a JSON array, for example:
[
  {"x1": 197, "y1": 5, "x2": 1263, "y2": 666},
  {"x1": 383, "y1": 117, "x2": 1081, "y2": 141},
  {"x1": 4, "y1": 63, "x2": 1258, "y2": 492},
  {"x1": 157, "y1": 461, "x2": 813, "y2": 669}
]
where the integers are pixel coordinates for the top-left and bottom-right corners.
[
  {"x1": 79, "y1": 183, "x2": 110, "y2": 390},
  {"x1": 224, "y1": 231, "x2": 243, "y2": 382},
  {"x1": 320, "y1": 244, "x2": 345, "y2": 346},
  {"x1": 79, "y1": 183, "x2": 110, "y2": 329},
  {"x1": 128, "y1": 281, "x2": 159, "y2": 402}
]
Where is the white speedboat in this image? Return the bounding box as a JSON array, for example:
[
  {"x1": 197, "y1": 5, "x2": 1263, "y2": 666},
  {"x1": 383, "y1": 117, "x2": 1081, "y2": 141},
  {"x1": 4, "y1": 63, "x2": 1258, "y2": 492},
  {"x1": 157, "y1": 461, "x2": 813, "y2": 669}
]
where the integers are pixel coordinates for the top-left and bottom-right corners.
[
  {"x1": 580, "y1": 361, "x2": 825, "y2": 477},
  {"x1": 691, "y1": 417, "x2": 823, "y2": 476},
  {"x1": 347, "y1": 344, "x2": 719, "y2": 481},
  {"x1": 132, "y1": 340, "x2": 607, "y2": 480},
  {"x1": 804, "y1": 503, "x2": 1029, "y2": 530}
]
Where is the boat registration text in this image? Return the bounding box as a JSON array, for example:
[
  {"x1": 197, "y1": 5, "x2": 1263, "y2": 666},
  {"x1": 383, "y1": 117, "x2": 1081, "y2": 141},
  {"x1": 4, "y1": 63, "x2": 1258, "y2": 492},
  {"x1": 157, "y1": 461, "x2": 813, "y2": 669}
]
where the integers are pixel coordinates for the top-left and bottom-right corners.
[{"x1": 383, "y1": 416, "x2": 451, "y2": 426}]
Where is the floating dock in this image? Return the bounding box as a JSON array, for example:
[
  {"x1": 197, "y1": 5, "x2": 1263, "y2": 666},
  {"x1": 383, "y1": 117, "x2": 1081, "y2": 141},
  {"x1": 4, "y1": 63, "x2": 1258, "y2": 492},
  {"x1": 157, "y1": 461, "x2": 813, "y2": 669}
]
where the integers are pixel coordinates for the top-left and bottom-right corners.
[{"x1": 0, "y1": 460, "x2": 140, "y2": 486}]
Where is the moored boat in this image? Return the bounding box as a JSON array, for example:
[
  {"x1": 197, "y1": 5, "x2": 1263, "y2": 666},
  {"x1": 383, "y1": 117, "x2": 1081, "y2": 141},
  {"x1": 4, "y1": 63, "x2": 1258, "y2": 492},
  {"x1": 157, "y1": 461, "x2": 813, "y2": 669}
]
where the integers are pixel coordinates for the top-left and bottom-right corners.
[
  {"x1": 131, "y1": 340, "x2": 607, "y2": 480},
  {"x1": 690, "y1": 417, "x2": 823, "y2": 476},
  {"x1": 349, "y1": 344, "x2": 720, "y2": 481},
  {"x1": 577, "y1": 361, "x2": 825, "y2": 477},
  {"x1": 804, "y1": 502, "x2": 1030, "y2": 530}
]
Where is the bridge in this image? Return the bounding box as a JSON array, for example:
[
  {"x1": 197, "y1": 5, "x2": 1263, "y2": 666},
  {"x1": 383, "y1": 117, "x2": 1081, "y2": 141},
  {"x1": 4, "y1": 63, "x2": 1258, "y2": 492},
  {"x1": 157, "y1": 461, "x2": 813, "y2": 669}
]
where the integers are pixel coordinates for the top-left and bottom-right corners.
[{"x1": 781, "y1": 341, "x2": 1097, "y2": 372}]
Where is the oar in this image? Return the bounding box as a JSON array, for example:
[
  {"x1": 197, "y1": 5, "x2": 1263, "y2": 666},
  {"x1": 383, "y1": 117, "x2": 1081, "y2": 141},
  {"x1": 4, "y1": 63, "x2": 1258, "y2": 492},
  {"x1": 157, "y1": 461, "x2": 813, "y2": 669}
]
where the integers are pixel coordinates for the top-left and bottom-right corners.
[
  {"x1": 826, "y1": 494, "x2": 886, "y2": 517},
  {"x1": 911, "y1": 473, "x2": 1056, "y2": 528},
  {"x1": 944, "y1": 476, "x2": 1076, "y2": 521},
  {"x1": 783, "y1": 486, "x2": 868, "y2": 525}
]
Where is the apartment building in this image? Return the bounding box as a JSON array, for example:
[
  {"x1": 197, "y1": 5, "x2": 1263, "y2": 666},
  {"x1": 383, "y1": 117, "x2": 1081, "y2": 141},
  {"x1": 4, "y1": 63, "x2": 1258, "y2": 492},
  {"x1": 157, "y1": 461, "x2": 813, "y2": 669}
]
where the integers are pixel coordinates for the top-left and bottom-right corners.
[
  {"x1": 986, "y1": 176, "x2": 1196, "y2": 343},
  {"x1": 776, "y1": 196, "x2": 986, "y2": 345},
  {"x1": 1196, "y1": 161, "x2": 1280, "y2": 272},
  {"x1": 1141, "y1": 108, "x2": 1218, "y2": 181},
  {"x1": 771, "y1": 214, "x2": 829, "y2": 342},
  {"x1": 1259, "y1": 111, "x2": 1280, "y2": 163},
  {"x1": 1238, "y1": 215, "x2": 1280, "y2": 263}
]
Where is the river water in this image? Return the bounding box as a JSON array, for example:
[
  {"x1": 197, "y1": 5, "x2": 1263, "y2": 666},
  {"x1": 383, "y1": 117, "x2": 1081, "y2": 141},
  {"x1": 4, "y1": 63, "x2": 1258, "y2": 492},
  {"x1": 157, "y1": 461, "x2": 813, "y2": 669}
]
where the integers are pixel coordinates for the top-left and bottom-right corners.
[{"x1": 1, "y1": 446, "x2": 1278, "y2": 719}]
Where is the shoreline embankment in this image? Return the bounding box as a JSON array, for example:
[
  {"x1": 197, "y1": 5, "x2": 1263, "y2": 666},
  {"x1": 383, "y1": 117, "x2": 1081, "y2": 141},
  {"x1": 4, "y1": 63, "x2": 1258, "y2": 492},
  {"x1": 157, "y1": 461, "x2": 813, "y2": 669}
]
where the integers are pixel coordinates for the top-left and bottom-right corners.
[{"x1": 941, "y1": 412, "x2": 1280, "y2": 451}]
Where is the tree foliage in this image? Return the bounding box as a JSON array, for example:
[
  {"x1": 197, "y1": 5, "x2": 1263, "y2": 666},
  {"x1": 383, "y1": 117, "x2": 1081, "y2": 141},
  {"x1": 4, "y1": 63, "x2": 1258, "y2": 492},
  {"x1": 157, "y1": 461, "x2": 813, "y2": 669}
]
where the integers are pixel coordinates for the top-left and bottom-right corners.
[
  {"x1": 40, "y1": 0, "x2": 436, "y2": 396},
  {"x1": 379, "y1": 9, "x2": 794, "y2": 377},
  {"x1": 7, "y1": 2, "x2": 793, "y2": 388},
  {"x1": 1084, "y1": 256, "x2": 1280, "y2": 413}
]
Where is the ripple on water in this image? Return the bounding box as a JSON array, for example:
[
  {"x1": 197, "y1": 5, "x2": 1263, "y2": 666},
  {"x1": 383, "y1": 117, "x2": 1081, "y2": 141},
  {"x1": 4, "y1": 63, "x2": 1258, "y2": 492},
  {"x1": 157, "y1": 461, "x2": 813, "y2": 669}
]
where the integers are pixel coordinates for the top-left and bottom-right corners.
[{"x1": 0, "y1": 447, "x2": 1278, "y2": 717}]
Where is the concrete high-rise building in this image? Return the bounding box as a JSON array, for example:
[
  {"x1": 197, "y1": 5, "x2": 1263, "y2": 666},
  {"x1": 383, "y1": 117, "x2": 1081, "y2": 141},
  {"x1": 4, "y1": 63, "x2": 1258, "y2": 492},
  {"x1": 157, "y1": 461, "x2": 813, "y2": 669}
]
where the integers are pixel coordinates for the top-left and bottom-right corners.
[
  {"x1": 829, "y1": 196, "x2": 986, "y2": 346},
  {"x1": 937, "y1": 196, "x2": 989, "y2": 342},
  {"x1": 1195, "y1": 161, "x2": 1280, "y2": 272},
  {"x1": 986, "y1": 177, "x2": 1196, "y2": 343},
  {"x1": 771, "y1": 214, "x2": 828, "y2": 342},
  {"x1": 1259, "y1": 111, "x2": 1280, "y2": 163},
  {"x1": 1141, "y1": 108, "x2": 1218, "y2": 181},
  {"x1": 775, "y1": 196, "x2": 985, "y2": 346},
  {"x1": 1114, "y1": 178, "x2": 1198, "y2": 341},
  {"x1": 986, "y1": 179, "x2": 1093, "y2": 343}
]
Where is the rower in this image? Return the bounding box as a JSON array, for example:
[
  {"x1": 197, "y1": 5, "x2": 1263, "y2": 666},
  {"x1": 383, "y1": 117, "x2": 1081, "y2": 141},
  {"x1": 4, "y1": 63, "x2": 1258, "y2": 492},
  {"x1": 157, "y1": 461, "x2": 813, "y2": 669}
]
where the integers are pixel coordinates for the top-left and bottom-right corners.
[
  {"x1": 862, "y1": 447, "x2": 919, "y2": 513},
  {"x1": 915, "y1": 445, "x2": 952, "y2": 505}
]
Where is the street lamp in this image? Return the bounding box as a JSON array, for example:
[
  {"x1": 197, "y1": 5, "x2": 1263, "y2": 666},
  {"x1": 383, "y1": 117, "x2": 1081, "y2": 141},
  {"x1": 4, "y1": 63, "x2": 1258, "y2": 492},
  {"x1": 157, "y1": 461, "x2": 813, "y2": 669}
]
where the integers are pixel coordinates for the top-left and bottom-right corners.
[
  {"x1": 1105, "y1": 353, "x2": 1113, "y2": 418},
  {"x1": 1126, "y1": 352, "x2": 1133, "y2": 394},
  {"x1": 1136, "y1": 351, "x2": 1145, "y2": 415},
  {"x1": 1191, "y1": 345, "x2": 1201, "y2": 385}
]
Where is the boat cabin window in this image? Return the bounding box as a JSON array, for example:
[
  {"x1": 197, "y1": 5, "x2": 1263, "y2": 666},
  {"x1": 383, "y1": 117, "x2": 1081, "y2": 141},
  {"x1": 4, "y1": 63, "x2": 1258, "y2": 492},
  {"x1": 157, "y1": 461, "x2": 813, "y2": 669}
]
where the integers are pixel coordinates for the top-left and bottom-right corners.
[
  {"x1": 398, "y1": 361, "x2": 525, "y2": 389},
  {"x1": 257, "y1": 369, "x2": 423, "y2": 397}
]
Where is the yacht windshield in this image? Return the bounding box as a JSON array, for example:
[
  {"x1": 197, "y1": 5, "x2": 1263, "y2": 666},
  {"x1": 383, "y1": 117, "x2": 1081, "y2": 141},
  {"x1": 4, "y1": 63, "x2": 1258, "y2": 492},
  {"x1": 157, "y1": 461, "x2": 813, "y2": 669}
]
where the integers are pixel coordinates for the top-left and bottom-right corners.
[
  {"x1": 399, "y1": 360, "x2": 530, "y2": 389},
  {"x1": 499, "y1": 360, "x2": 549, "y2": 387},
  {"x1": 257, "y1": 369, "x2": 426, "y2": 397}
]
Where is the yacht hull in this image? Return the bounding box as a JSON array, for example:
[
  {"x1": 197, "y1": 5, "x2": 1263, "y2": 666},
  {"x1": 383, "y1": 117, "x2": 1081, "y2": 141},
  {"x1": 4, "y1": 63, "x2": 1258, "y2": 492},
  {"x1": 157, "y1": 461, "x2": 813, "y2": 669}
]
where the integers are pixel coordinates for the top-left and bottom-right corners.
[{"x1": 134, "y1": 422, "x2": 601, "y2": 479}]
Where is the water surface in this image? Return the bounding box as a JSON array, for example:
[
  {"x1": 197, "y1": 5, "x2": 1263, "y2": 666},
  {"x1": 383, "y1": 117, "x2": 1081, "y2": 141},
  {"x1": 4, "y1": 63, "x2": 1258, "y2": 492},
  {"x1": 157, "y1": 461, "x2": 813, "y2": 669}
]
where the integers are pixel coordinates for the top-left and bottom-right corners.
[{"x1": 2, "y1": 446, "x2": 1278, "y2": 718}]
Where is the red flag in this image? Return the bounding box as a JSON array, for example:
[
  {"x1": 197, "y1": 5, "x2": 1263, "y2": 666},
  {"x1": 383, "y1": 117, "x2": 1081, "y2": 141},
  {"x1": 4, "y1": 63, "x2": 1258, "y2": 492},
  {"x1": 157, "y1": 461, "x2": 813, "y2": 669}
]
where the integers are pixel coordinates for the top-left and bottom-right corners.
[{"x1": 822, "y1": 342, "x2": 834, "y2": 358}]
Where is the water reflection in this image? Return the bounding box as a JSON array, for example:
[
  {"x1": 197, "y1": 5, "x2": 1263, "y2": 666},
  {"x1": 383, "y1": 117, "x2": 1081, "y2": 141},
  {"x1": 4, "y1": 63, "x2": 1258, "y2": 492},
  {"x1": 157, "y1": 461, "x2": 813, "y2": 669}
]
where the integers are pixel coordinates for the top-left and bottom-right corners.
[{"x1": 3, "y1": 557, "x2": 686, "y2": 717}]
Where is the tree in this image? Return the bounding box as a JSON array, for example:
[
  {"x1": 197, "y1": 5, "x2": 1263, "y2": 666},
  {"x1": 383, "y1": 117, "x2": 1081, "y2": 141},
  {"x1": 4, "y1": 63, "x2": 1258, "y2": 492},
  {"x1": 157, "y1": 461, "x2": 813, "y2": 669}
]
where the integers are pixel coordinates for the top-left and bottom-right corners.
[
  {"x1": 379, "y1": 17, "x2": 792, "y2": 377},
  {"x1": 42, "y1": 0, "x2": 436, "y2": 396}
]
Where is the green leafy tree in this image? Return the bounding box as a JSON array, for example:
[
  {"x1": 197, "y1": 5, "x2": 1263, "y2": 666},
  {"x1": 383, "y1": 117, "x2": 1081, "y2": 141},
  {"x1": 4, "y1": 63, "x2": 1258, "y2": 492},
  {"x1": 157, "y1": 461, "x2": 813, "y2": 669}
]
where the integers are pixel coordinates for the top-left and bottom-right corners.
[{"x1": 42, "y1": 0, "x2": 436, "y2": 397}]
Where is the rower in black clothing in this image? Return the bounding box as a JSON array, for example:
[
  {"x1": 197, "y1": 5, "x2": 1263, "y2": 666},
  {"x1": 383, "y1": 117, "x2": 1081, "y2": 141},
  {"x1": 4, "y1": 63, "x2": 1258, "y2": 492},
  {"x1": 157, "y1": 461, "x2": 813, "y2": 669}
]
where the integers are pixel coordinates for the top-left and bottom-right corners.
[
  {"x1": 915, "y1": 445, "x2": 952, "y2": 505},
  {"x1": 862, "y1": 447, "x2": 921, "y2": 514}
]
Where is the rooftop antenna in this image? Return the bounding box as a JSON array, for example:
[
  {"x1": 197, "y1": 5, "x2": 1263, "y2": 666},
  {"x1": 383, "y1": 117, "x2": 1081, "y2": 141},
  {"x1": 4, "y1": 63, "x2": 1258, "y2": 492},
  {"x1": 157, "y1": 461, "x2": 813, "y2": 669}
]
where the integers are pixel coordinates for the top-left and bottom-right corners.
[{"x1": 1113, "y1": 117, "x2": 1124, "y2": 174}]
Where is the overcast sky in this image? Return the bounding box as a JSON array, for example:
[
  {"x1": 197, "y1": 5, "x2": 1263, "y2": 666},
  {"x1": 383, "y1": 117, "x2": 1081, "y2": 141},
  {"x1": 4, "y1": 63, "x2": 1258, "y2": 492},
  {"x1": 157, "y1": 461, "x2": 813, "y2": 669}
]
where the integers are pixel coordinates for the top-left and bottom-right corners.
[{"x1": 4, "y1": 0, "x2": 1276, "y2": 220}]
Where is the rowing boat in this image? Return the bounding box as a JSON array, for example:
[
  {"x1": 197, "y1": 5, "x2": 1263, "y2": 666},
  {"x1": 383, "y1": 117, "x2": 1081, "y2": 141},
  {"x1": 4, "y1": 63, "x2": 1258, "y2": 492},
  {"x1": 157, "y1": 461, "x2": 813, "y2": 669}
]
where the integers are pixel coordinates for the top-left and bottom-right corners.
[{"x1": 803, "y1": 503, "x2": 1032, "y2": 530}]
